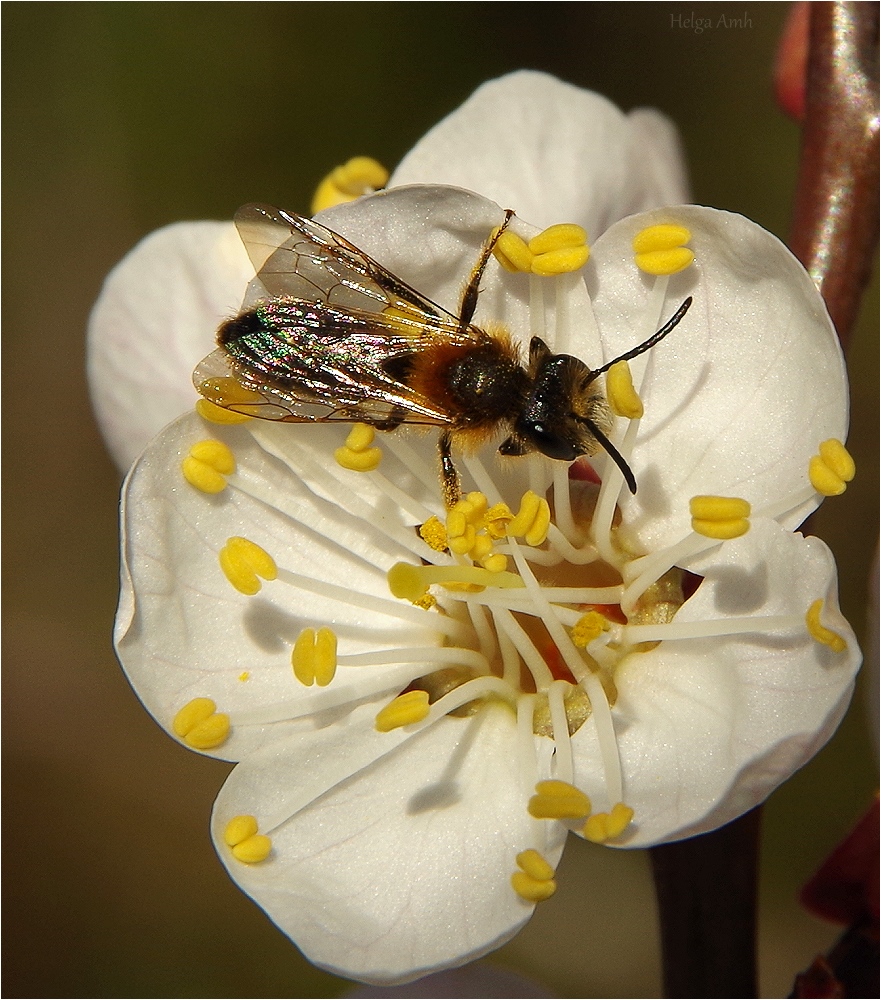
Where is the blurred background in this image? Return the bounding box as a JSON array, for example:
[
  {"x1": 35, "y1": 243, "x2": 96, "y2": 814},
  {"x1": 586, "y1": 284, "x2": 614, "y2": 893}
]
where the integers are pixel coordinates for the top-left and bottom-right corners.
[{"x1": 4, "y1": 3, "x2": 877, "y2": 998}]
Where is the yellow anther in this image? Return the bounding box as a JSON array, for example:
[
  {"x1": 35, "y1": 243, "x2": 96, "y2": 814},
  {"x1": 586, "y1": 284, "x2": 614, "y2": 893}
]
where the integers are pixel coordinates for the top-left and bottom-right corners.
[
  {"x1": 571, "y1": 611, "x2": 610, "y2": 648},
  {"x1": 334, "y1": 447, "x2": 382, "y2": 471},
  {"x1": 335, "y1": 424, "x2": 383, "y2": 472},
  {"x1": 806, "y1": 600, "x2": 848, "y2": 653},
  {"x1": 689, "y1": 495, "x2": 751, "y2": 540},
  {"x1": 219, "y1": 536, "x2": 278, "y2": 596},
  {"x1": 461, "y1": 491, "x2": 489, "y2": 523},
  {"x1": 345, "y1": 423, "x2": 376, "y2": 450},
  {"x1": 181, "y1": 439, "x2": 236, "y2": 493},
  {"x1": 375, "y1": 689, "x2": 431, "y2": 732},
  {"x1": 526, "y1": 224, "x2": 590, "y2": 275},
  {"x1": 506, "y1": 491, "x2": 551, "y2": 546},
  {"x1": 223, "y1": 814, "x2": 258, "y2": 846},
  {"x1": 448, "y1": 523, "x2": 477, "y2": 556},
  {"x1": 172, "y1": 697, "x2": 231, "y2": 750},
  {"x1": 511, "y1": 871, "x2": 557, "y2": 902},
  {"x1": 238, "y1": 671, "x2": 250, "y2": 682},
  {"x1": 635, "y1": 247, "x2": 695, "y2": 275},
  {"x1": 528, "y1": 780, "x2": 592, "y2": 820},
  {"x1": 528, "y1": 224, "x2": 588, "y2": 255},
  {"x1": 809, "y1": 439, "x2": 856, "y2": 496},
  {"x1": 224, "y1": 816, "x2": 271, "y2": 863},
  {"x1": 387, "y1": 561, "x2": 525, "y2": 602},
  {"x1": 632, "y1": 224, "x2": 692, "y2": 253},
  {"x1": 511, "y1": 849, "x2": 557, "y2": 902},
  {"x1": 470, "y1": 535, "x2": 493, "y2": 562},
  {"x1": 493, "y1": 230, "x2": 534, "y2": 273},
  {"x1": 413, "y1": 592, "x2": 437, "y2": 610},
  {"x1": 582, "y1": 802, "x2": 635, "y2": 843},
  {"x1": 481, "y1": 552, "x2": 508, "y2": 574},
  {"x1": 195, "y1": 398, "x2": 253, "y2": 424},
  {"x1": 516, "y1": 848, "x2": 556, "y2": 881},
  {"x1": 232, "y1": 833, "x2": 272, "y2": 864},
  {"x1": 633, "y1": 224, "x2": 694, "y2": 275},
  {"x1": 197, "y1": 376, "x2": 264, "y2": 410},
  {"x1": 606, "y1": 360, "x2": 644, "y2": 419},
  {"x1": 292, "y1": 626, "x2": 338, "y2": 686},
  {"x1": 310, "y1": 156, "x2": 389, "y2": 214},
  {"x1": 484, "y1": 502, "x2": 514, "y2": 539},
  {"x1": 531, "y1": 245, "x2": 590, "y2": 275},
  {"x1": 419, "y1": 516, "x2": 448, "y2": 552}
]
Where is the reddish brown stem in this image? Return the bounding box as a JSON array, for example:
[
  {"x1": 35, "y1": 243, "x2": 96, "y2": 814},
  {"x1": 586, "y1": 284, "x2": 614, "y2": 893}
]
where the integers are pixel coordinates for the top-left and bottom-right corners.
[
  {"x1": 650, "y1": 809, "x2": 761, "y2": 998},
  {"x1": 789, "y1": 2, "x2": 879, "y2": 347}
]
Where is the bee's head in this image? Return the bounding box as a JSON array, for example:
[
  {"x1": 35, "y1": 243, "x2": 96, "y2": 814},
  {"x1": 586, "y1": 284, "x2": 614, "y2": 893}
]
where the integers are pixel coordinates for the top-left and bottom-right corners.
[
  {"x1": 499, "y1": 337, "x2": 637, "y2": 493},
  {"x1": 499, "y1": 339, "x2": 607, "y2": 460}
]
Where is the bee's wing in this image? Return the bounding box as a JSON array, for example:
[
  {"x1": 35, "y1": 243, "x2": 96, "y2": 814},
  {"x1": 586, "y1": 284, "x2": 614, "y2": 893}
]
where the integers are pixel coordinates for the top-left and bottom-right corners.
[
  {"x1": 194, "y1": 299, "x2": 462, "y2": 426},
  {"x1": 235, "y1": 204, "x2": 464, "y2": 324}
]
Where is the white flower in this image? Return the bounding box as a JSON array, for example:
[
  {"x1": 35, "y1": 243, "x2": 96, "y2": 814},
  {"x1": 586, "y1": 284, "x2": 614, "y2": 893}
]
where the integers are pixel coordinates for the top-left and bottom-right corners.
[{"x1": 93, "y1": 73, "x2": 861, "y2": 985}]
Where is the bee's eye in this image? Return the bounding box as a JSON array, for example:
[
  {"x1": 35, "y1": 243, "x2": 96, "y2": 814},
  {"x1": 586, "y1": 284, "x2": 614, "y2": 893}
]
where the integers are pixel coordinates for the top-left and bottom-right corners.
[{"x1": 528, "y1": 423, "x2": 578, "y2": 461}]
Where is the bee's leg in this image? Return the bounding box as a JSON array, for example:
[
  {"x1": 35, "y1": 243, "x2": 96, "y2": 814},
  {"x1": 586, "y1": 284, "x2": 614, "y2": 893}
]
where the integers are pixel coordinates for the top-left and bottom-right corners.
[
  {"x1": 458, "y1": 209, "x2": 515, "y2": 329},
  {"x1": 438, "y1": 429, "x2": 462, "y2": 508}
]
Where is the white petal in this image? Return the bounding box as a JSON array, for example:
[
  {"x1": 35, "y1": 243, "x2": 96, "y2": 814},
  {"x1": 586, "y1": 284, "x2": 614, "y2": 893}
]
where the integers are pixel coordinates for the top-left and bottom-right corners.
[
  {"x1": 587, "y1": 206, "x2": 847, "y2": 550},
  {"x1": 390, "y1": 71, "x2": 688, "y2": 233},
  {"x1": 571, "y1": 520, "x2": 860, "y2": 846},
  {"x1": 117, "y1": 413, "x2": 445, "y2": 761},
  {"x1": 212, "y1": 702, "x2": 566, "y2": 984},
  {"x1": 88, "y1": 221, "x2": 252, "y2": 472}
]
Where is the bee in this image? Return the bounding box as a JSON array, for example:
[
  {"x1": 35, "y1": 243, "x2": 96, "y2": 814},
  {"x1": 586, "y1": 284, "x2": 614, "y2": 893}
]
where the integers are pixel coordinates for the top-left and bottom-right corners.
[{"x1": 194, "y1": 204, "x2": 692, "y2": 507}]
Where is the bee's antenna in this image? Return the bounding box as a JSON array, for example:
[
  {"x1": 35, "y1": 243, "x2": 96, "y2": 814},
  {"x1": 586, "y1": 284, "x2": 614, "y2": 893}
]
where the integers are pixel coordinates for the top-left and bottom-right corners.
[
  {"x1": 576, "y1": 417, "x2": 637, "y2": 494},
  {"x1": 590, "y1": 296, "x2": 693, "y2": 380}
]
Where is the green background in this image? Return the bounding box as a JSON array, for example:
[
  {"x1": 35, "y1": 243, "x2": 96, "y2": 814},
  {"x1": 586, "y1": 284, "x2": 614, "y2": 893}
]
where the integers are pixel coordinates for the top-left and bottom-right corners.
[{"x1": 4, "y1": 3, "x2": 877, "y2": 998}]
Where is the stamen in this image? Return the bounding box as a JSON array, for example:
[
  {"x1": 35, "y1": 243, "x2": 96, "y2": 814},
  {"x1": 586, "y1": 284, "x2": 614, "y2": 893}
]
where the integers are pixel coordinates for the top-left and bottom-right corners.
[
  {"x1": 421, "y1": 675, "x2": 518, "y2": 723},
  {"x1": 292, "y1": 627, "x2": 338, "y2": 686},
  {"x1": 419, "y1": 516, "x2": 448, "y2": 552},
  {"x1": 334, "y1": 423, "x2": 382, "y2": 472},
  {"x1": 181, "y1": 439, "x2": 236, "y2": 494},
  {"x1": 809, "y1": 438, "x2": 856, "y2": 496},
  {"x1": 624, "y1": 613, "x2": 802, "y2": 644},
  {"x1": 511, "y1": 849, "x2": 557, "y2": 902},
  {"x1": 374, "y1": 690, "x2": 430, "y2": 732},
  {"x1": 247, "y1": 424, "x2": 440, "y2": 563},
  {"x1": 387, "y1": 561, "x2": 524, "y2": 602},
  {"x1": 516, "y1": 695, "x2": 539, "y2": 793},
  {"x1": 528, "y1": 224, "x2": 590, "y2": 275},
  {"x1": 491, "y1": 608, "x2": 553, "y2": 690},
  {"x1": 507, "y1": 491, "x2": 551, "y2": 545},
  {"x1": 528, "y1": 779, "x2": 591, "y2": 821},
  {"x1": 195, "y1": 399, "x2": 252, "y2": 425},
  {"x1": 493, "y1": 230, "x2": 534, "y2": 273},
  {"x1": 690, "y1": 495, "x2": 751, "y2": 539},
  {"x1": 548, "y1": 680, "x2": 575, "y2": 783},
  {"x1": 632, "y1": 224, "x2": 694, "y2": 275},
  {"x1": 310, "y1": 156, "x2": 389, "y2": 214},
  {"x1": 508, "y1": 540, "x2": 624, "y2": 804},
  {"x1": 219, "y1": 536, "x2": 278, "y2": 595},
  {"x1": 172, "y1": 697, "x2": 230, "y2": 750},
  {"x1": 197, "y1": 375, "x2": 265, "y2": 415},
  {"x1": 606, "y1": 361, "x2": 644, "y2": 419},
  {"x1": 224, "y1": 815, "x2": 272, "y2": 863},
  {"x1": 276, "y1": 566, "x2": 469, "y2": 640},
  {"x1": 571, "y1": 611, "x2": 610, "y2": 648},
  {"x1": 552, "y1": 464, "x2": 579, "y2": 544},
  {"x1": 583, "y1": 802, "x2": 634, "y2": 843},
  {"x1": 806, "y1": 600, "x2": 848, "y2": 653}
]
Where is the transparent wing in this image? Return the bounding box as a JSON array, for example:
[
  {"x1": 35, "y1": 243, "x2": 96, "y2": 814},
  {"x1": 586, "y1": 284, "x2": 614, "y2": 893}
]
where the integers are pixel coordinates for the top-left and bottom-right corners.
[
  {"x1": 193, "y1": 298, "x2": 463, "y2": 425},
  {"x1": 235, "y1": 204, "x2": 467, "y2": 324}
]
